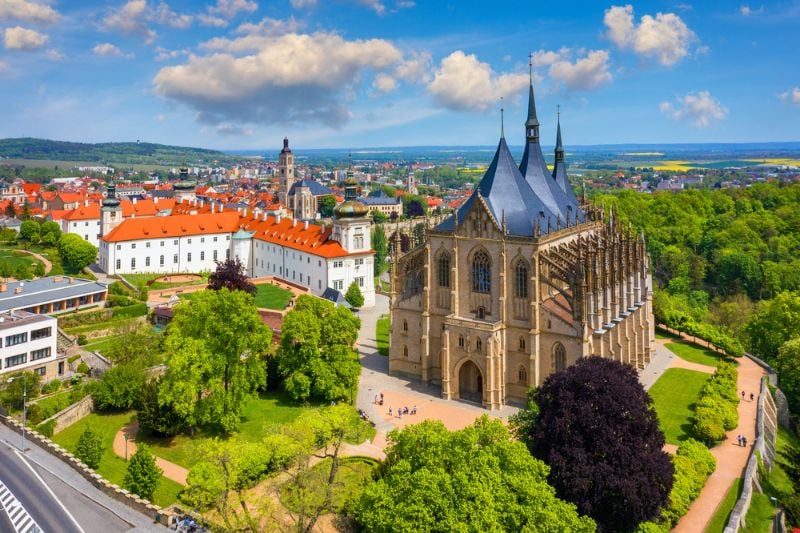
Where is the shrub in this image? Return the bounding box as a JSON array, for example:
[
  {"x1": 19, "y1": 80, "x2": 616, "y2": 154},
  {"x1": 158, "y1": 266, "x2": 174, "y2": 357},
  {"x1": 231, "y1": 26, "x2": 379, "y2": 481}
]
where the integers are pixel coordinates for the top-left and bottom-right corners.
[
  {"x1": 77, "y1": 334, "x2": 88, "y2": 346},
  {"x1": 26, "y1": 403, "x2": 43, "y2": 425},
  {"x1": 58, "y1": 309, "x2": 112, "y2": 328},
  {"x1": 136, "y1": 377, "x2": 184, "y2": 437},
  {"x1": 111, "y1": 303, "x2": 147, "y2": 319},
  {"x1": 106, "y1": 294, "x2": 134, "y2": 307},
  {"x1": 37, "y1": 419, "x2": 56, "y2": 438},
  {"x1": 75, "y1": 427, "x2": 103, "y2": 469},
  {"x1": 41, "y1": 379, "x2": 62, "y2": 394},
  {"x1": 90, "y1": 363, "x2": 146, "y2": 411},
  {"x1": 124, "y1": 444, "x2": 162, "y2": 501},
  {"x1": 692, "y1": 362, "x2": 739, "y2": 444},
  {"x1": 76, "y1": 362, "x2": 90, "y2": 374}
]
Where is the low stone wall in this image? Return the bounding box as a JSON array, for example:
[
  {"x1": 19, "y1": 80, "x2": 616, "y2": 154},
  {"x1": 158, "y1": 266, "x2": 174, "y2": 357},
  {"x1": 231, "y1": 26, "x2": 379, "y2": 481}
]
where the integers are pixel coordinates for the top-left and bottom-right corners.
[
  {"x1": 723, "y1": 376, "x2": 779, "y2": 533},
  {"x1": 0, "y1": 415, "x2": 170, "y2": 526},
  {"x1": 38, "y1": 395, "x2": 95, "y2": 435}
]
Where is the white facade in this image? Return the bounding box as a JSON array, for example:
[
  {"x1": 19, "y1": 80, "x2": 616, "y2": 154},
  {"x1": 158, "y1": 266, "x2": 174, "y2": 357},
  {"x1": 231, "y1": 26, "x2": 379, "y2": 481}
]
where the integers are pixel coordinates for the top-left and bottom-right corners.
[
  {"x1": 99, "y1": 232, "x2": 232, "y2": 276},
  {"x1": 0, "y1": 312, "x2": 58, "y2": 379},
  {"x1": 64, "y1": 219, "x2": 102, "y2": 247}
]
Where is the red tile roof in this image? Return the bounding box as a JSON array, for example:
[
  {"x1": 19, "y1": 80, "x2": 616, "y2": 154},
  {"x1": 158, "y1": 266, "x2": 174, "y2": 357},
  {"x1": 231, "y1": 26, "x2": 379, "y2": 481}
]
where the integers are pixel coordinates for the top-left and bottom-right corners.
[{"x1": 102, "y1": 212, "x2": 241, "y2": 242}]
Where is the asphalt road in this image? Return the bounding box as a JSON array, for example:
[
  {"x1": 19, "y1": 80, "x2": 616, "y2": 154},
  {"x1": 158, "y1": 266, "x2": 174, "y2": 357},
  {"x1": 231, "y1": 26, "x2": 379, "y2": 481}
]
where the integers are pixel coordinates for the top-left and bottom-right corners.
[{"x1": 0, "y1": 431, "x2": 165, "y2": 533}]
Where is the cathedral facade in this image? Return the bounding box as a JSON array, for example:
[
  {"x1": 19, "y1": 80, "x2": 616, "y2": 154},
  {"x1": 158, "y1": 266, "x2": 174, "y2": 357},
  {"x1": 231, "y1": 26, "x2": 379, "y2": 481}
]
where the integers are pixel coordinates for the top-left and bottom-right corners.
[{"x1": 389, "y1": 83, "x2": 654, "y2": 409}]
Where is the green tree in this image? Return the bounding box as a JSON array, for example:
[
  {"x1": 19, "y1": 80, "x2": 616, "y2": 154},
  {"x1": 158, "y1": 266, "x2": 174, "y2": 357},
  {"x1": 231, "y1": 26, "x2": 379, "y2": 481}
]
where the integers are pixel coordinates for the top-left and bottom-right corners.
[
  {"x1": 40, "y1": 220, "x2": 61, "y2": 241},
  {"x1": 4, "y1": 201, "x2": 16, "y2": 218},
  {"x1": 89, "y1": 362, "x2": 147, "y2": 411},
  {"x1": 371, "y1": 224, "x2": 388, "y2": 276},
  {"x1": 1, "y1": 371, "x2": 41, "y2": 410},
  {"x1": 318, "y1": 195, "x2": 336, "y2": 217},
  {"x1": 58, "y1": 233, "x2": 98, "y2": 270},
  {"x1": 352, "y1": 416, "x2": 595, "y2": 532},
  {"x1": 747, "y1": 291, "x2": 800, "y2": 362},
  {"x1": 33, "y1": 261, "x2": 46, "y2": 277},
  {"x1": 136, "y1": 377, "x2": 185, "y2": 437},
  {"x1": 15, "y1": 263, "x2": 32, "y2": 280},
  {"x1": 159, "y1": 289, "x2": 271, "y2": 432},
  {"x1": 104, "y1": 322, "x2": 162, "y2": 366},
  {"x1": 18, "y1": 220, "x2": 40, "y2": 242},
  {"x1": 371, "y1": 209, "x2": 388, "y2": 223},
  {"x1": 278, "y1": 295, "x2": 361, "y2": 402},
  {"x1": 124, "y1": 444, "x2": 162, "y2": 501},
  {"x1": 76, "y1": 426, "x2": 103, "y2": 469},
  {"x1": 508, "y1": 386, "x2": 539, "y2": 450},
  {"x1": 777, "y1": 338, "x2": 800, "y2": 413},
  {"x1": 344, "y1": 280, "x2": 364, "y2": 309}
]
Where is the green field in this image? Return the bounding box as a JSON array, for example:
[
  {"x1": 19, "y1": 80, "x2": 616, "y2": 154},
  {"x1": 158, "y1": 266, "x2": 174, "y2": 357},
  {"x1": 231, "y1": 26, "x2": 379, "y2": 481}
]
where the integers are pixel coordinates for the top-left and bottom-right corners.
[
  {"x1": 705, "y1": 478, "x2": 742, "y2": 533},
  {"x1": 741, "y1": 492, "x2": 775, "y2": 533},
  {"x1": 139, "y1": 390, "x2": 375, "y2": 469},
  {"x1": 649, "y1": 368, "x2": 710, "y2": 444},
  {"x1": 0, "y1": 249, "x2": 45, "y2": 274},
  {"x1": 376, "y1": 315, "x2": 389, "y2": 356},
  {"x1": 665, "y1": 341, "x2": 732, "y2": 367},
  {"x1": 179, "y1": 284, "x2": 292, "y2": 310},
  {"x1": 81, "y1": 336, "x2": 116, "y2": 355},
  {"x1": 52, "y1": 411, "x2": 183, "y2": 508}
]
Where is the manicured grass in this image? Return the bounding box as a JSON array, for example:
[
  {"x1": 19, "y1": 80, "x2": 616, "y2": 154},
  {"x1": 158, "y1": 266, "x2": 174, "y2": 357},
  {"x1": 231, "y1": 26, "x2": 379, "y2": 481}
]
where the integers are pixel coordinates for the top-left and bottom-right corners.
[
  {"x1": 280, "y1": 456, "x2": 378, "y2": 514},
  {"x1": 0, "y1": 248, "x2": 45, "y2": 275},
  {"x1": 649, "y1": 368, "x2": 710, "y2": 444},
  {"x1": 253, "y1": 283, "x2": 292, "y2": 310},
  {"x1": 705, "y1": 478, "x2": 742, "y2": 533},
  {"x1": 64, "y1": 316, "x2": 142, "y2": 335},
  {"x1": 32, "y1": 386, "x2": 86, "y2": 420},
  {"x1": 52, "y1": 411, "x2": 183, "y2": 508},
  {"x1": 665, "y1": 341, "x2": 731, "y2": 368},
  {"x1": 139, "y1": 390, "x2": 375, "y2": 469},
  {"x1": 81, "y1": 336, "x2": 116, "y2": 355},
  {"x1": 376, "y1": 314, "x2": 389, "y2": 356},
  {"x1": 122, "y1": 273, "x2": 209, "y2": 291},
  {"x1": 741, "y1": 492, "x2": 775, "y2": 533}
]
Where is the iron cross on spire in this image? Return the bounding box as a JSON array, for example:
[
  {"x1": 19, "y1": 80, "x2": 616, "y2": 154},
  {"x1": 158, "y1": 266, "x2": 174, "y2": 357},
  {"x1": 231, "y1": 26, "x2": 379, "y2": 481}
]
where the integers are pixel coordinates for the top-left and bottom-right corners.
[{"x1": 528, "y1": 51, "x2": 533, "y2": 83}]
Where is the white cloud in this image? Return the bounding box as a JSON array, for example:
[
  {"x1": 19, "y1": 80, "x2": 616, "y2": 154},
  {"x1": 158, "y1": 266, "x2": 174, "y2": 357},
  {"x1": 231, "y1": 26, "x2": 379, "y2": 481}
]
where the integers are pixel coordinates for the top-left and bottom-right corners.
[
  {"x1": 779, "y1": 87, "x2": 800, "y2": 105},
  {"x1": 0, "y1": 0, "x2": 60, "y2": 25},
  {"x1": 549, "y1": 50, "x2": 612, "y2": 91},
  {"x1": 153, "y1": 31, "x2": 402, "y2": 128},
  {"x1": 44, "y1": 48, "x2": 63, "y2": 61},
  {"x1": 4, "y1": 26, "x2": 48, "y2": 50},
  {"x1": 102, "y1": 0, "x2": 156, "y2": 43},
  {"x1": 216, "y1": 123, "x2": 253, "y2": 136},
  {"x1": 93, "y1": 43, "x2": 123, "y2": 56},
  {"x1": 197, "y1": 14, "x2": 228, "y2": 27},
  {"x1": 290, "y1": 0, "x2": 316, "y2": 7},
  {"x1": 208, "y1": 0, "x2": 257, "y2": 19},
  {"x1": 427, "y1": 51, "x2": 528, "y2": 112},
  {"x1": 0, "y1": 60, "x2": 7, "y2": 73},
  {"x1": 201, "y1": 17, "x2": 305, "y2": 53},
  {"x1": 660, "y1": 90, "x2": 727, "y2": 127},
  {"x1": 372, "y1": 73, "x2": 397, "y2": 93},
  {"x1": 394, "y1": 50, "x2": 432, "y2": 83},
  {"x1": 530, "y1": 47, "x2": 571, "y2": 67},
  {"x1": 154, "y1": 46, "x2": 186, "y2": 61},
  {"x1": 604, "y1": 4, "x2": 697, "y2": 66},
  {"x1": 291, "y1": 0, "x2": 413, "y2": 14},
  {"x1": 740, "y1": 4, "x2": 763, "y2": 16},
  {"x1": 153, "y1": 1, "x2": 192, "y2": 29}
]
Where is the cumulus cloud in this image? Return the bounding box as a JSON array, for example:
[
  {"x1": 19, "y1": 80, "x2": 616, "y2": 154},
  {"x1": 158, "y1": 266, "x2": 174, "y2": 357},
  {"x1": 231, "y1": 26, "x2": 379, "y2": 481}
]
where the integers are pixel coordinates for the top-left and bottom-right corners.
[
  {"x1": 290, "y1": 0, "x2": 316, "y2": 7},
  {"x1": 427, "y1": 51, "x2": 528, "y2": 112},
  {"x1": 549, "y1": 49, "x2": 612, "y2": 91},
  {"x1": 660, "y1": 91, "x2": 727, "y2": 127},
  {"x1": 604, "y1": 4, "x2": 697, "y2": 66},
  {"x1": 394, "y1": 50, "x2": 432, "y2": 83},
  {"x1": 779, "y1": 87, "x2": 800, "y2": 105},
  {"x1": 0, "y1": 0, "x2": 59, "y2": 24},
  {"x1": 44, "y1": 48, "x2": 63, "y2": 61},
  {"x1": 740, "y1": 4, "x2": 764, "y2": 16},
  {"x1": 153, "y1": 1, "x2": 192, "y2": 29},
  {"x1": 208, "y1": 0, "x2": 258, "y2": 19},
  {"x1": 291, "y1": 0, "x2": 411, "y2": 14},
  {"x1": 201, "y1": 17, "x2": 305, "y2": 52},
  {"x1": 530, "y1": 47, "x2": 571, "y2": 67},
  {"x1": 372, "y1": 73, "x2": 397, "y2": 93},
  {"x1": 93, "y1": 42, "x2": 123, "y2": 56},
  {"x1": 154, "y1": 46, "x2": 186, "y2": 61},
  {"x1": 197, "y1": 14, "x2": 228, "y2": 27},
  {"x1": 153, "y1": 31, "x2": 402, "y2": 128},
  {"x1": 216, "y1": 123, "x2": 253, "y2": 136},
  {"x1": 4, "y1": 26, "x2": 48, "y2": 50},
  {"x1": 102, "y1": 0, "x2": 156, "y2": 42}
]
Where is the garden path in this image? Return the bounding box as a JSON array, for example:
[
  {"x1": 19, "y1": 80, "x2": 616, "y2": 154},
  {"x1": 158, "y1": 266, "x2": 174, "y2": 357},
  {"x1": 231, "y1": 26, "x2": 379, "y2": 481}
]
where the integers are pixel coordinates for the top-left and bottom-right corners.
[
  {"x1": 112, "y1": 421, "x2": 188, "y2": 485},
  {"x1": 13, "y1": 248, "x2": 53, "y2": 273}
]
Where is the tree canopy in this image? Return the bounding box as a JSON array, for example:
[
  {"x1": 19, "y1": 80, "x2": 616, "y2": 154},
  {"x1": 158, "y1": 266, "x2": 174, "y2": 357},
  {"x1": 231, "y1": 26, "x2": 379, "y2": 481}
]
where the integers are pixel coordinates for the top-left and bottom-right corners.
[
  {"x1": 344, "y1": 280, "x2": 364, "y2": 309},
  {"x1": 207, "y1": 257, "x2": 256, "y2": 295},
  {"x1": 747, "y1": 291, "x2": 800, "y2": 361},
  {"x1": 159, "y1": 289, "x2": 271, "y2": 432},
  {"x1": 124, "y1": 444, "x2": 162, "y2": 501},
  {"x1": 278, "y1": 295, "x2": 361, "y2": 402},
  {"x1": 777, "y1": 338, "x2": 800, "y2": 414},
  {"x1": 58, "y1": 233, "x2": 98, "y2": 270},
  {"x1": 351, "y1": 416, "x2": 595, "y2": 532},
  {"x1": 528, "y1": 357, "x2": 674, "y2": 532}
]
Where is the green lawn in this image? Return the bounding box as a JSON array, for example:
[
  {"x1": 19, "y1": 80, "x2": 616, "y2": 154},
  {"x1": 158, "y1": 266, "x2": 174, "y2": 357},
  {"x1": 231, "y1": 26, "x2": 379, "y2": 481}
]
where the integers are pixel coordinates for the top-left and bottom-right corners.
[
  {"x1": 0, "y1": 248, "x2": 45, "y2": 275},
  {"x1": 376, "y1": 315, "x2": 389, "y2": 356},
  {"x1": 280, "y1": 456, "x2": 378, "y2": 514},
  {"x1": 81, "y1": 336, "x2": 116, "y2": 355},
  {"x1": 32, "y1": 386, "x2": 86, "y2": 420},
  {"x1": 52, "y1": 411, "x2": 183, "y2": 508},
  {"x1": 64, "y1": 316, "x2": 142, "y2": 335},
  {"x1": 741, "y1": 492, "x2": 775, "y2": 533},
  {"x1": 665, "y1": 341, "x2": 731, "y2": 368},
  {"x1": 139, "y1": 390, "x2": 374, "y2": 469},
  {"x1": 705, "y1": 478, "x2": 742, "y2": 533},
  {"x1": 121, "y1": 273, "x2": 209, "y2": 291},
  {"x1": 253, "y1": 284, "x2": 293, "y2": 310},
  {"x1": 649, "y1": 368, "x2": 710, "y2": 444}
]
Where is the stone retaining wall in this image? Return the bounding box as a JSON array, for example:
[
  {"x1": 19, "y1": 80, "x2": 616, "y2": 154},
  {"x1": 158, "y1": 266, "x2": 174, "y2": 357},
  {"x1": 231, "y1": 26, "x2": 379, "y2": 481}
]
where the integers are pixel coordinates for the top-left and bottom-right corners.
[
  {"x1": 0, "y1": 415, "x2": 171, "y2": 526},
  {"x1": 38, "y1": 394, "x2": 95, "y2": 434}
]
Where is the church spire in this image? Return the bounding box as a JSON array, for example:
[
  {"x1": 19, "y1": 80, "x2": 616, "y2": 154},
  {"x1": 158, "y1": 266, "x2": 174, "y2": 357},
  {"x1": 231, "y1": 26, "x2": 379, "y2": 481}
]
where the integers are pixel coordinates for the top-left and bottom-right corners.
[
  {"x1": 525, "y1": 52, "x2": 540, "y2": 142},
  {"x1": 555, "y1": 105, "x2": 564, "y2": 163}
]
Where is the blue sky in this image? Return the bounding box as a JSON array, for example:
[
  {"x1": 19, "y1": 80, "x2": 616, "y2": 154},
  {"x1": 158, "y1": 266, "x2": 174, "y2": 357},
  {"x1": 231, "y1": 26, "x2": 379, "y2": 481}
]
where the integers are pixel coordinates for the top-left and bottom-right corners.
[{"x1": 0, "y1": 0, "x2": 798, "y2": 150}]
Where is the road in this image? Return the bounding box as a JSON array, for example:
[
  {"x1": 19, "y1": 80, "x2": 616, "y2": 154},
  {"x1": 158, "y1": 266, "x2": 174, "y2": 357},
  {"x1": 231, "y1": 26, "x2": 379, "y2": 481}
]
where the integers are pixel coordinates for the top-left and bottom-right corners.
[{"x1": 0, "y1": 424, "x2": 165, "y2": 532}]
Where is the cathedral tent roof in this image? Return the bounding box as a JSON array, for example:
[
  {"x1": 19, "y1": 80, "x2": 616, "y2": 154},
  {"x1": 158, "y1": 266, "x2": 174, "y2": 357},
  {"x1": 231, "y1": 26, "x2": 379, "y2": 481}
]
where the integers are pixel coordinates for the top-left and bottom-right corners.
[
  {"x1": 438, "y1": 137, "x2": 552, "y2": 236},
  {"x1": 553, "y1": 118, "x2": 582, "y2": 212}
]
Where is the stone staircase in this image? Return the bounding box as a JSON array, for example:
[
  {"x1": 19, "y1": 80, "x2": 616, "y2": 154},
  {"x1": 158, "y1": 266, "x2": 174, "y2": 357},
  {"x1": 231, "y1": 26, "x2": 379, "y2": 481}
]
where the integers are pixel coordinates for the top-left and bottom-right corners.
[{"x1": 56, "y1": 327, "x2": 75, "y2": 352}]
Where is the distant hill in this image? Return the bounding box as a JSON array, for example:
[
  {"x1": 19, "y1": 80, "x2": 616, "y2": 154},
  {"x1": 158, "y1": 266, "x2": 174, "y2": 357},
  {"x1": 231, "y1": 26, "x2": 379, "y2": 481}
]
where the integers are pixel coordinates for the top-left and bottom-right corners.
[{"x1": 0, "y1": 137, "x2": 235, "y2": 166}]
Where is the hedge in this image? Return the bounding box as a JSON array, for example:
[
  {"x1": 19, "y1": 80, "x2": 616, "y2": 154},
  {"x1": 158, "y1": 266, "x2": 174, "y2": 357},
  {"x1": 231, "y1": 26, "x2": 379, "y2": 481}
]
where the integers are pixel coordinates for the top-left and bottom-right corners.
[
  {"x1": 111, "y1": 303, "x2": 147, "y2": 319},
  {"x1": 37, "y1": 419, "x2": 55, "y2": 438},
  {"x1": 636, "y1": 439, "x2": 716, "y2": 532},
  {"x1": 58, "y1": 308, "x2": 113, "y2": 328},
  {"x1": 692, "y1": 361, "x2": 739, "y2": 445},
  {"x1": 660, "y1": 310, "x2": 744, "y2": 357}
]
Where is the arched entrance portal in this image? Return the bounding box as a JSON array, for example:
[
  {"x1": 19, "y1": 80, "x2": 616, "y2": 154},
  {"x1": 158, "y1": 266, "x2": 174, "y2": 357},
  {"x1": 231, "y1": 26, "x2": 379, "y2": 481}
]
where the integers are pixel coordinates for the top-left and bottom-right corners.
[{"x1": 459, "y1": 360, "x2": 483, "y2": 403}]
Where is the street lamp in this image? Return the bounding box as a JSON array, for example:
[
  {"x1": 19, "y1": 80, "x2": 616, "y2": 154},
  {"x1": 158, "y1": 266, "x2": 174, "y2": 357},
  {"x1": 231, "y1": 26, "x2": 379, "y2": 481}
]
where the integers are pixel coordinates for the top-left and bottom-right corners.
[
  {"x1": 7, "y1": 375, "x2": 26, "y2": 452},
  {"x1": 124, "y1": 433, "x2": 129, "y2": 461}
]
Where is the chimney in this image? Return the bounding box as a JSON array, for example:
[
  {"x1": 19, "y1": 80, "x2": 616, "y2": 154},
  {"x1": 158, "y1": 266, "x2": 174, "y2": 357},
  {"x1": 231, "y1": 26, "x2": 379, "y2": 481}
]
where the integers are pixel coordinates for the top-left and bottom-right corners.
[
  {"x1": 53, "y1": 276, "x2": 63, "y2": 283},
  {"x1": 276, "y1": 214, "x2": 281, "y2": 224},
  {"x1": 14, "y1": 286, "x2": 22, "y2": 294},
  {"x1": 0, "y1": 282, "x2": 6, "y2": 292},
  {"x1": 292, "y1": 219, "x2": 297, "y2": 228},
  {"x1": 132, "y1": 197, "x2": 137, "y2": 205},
  {"x1": 304, "y1": 220, "x2": 309, "y2": 230},
  {"x1": 263, "y1": 212, "x2": 268, "y2": 221},
  {"x1": 69, "y1": 276, "x2": 74, "y2": 284},
  {"x1": 211, "y1": 203, "x2": 215, "y2": 213},
  {"x1": 84, "y1": 199, "x2": 89, "y2": 207}
]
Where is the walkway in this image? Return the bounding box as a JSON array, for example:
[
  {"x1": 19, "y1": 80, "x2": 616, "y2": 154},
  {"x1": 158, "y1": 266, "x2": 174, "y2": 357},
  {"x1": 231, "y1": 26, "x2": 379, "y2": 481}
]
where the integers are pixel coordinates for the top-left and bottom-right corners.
[
  {"x1": 112, "y1": 422, "x2": 188, "y2": 485},
  {"x1": 8, "y1": 248, "x2": 53, "y2": 274}
]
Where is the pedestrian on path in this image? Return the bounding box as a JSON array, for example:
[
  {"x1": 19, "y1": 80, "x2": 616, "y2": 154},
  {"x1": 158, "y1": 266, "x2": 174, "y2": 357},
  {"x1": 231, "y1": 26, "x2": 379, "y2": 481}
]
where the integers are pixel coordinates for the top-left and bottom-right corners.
[
  {"x1": 741, "y1": 390, "x2": 745, "y2": 400},
  {"x1": 750, "y1": 392, "x2": 754, "y2": 401},
  {"x1": 743, "y1": 436, "x2": 748, "y2": 447},
  {"x1": 737, "y1": 435, "x2": 742, "y2": 447}
]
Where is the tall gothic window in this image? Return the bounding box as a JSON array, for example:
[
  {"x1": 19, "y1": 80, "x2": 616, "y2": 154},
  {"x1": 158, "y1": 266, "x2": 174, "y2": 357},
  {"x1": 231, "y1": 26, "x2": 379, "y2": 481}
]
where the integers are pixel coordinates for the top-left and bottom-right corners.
[
  {"x1": 471, "y1": 249, "x2": 491, "y2": 293},
  {"x1": 437, "y1": 252, "x2": 450, "y2": 288},
  {"x1": 553, "y1": 342, "x2": 567, "y2": 373},
  {"x1": 519, "y1": 366, "x2": 527, "y2": 384},
  {"x1": 515, "y1": 260, "x2": 529, "y2": 298}
]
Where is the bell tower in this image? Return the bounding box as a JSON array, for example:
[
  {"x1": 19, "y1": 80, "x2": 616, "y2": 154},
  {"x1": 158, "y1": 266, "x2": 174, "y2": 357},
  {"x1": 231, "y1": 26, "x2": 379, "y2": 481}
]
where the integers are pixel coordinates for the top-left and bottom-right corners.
[
  {"x1": 100, "y1": 181, "x2": 122, "y2": 238},
  {"x1": 278, "y1": 137, "x2": 295, "y2": 205}
]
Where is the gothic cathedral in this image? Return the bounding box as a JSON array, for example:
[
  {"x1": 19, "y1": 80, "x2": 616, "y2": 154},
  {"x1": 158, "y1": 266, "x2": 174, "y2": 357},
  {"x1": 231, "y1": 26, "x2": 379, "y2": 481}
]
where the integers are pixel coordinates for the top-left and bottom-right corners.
[{"x1": 389, "y1": 82, "x2": 654, "y2": 409}]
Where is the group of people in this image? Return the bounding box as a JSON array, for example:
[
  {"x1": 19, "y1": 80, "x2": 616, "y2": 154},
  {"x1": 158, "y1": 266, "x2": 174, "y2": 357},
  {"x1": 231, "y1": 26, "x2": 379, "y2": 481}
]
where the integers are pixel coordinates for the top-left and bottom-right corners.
[
  {"x1": 737, "y1": 434, "x2": 749, "y2": 447},
  {"x1": 388, "y1": 405, "x2": 416, "y2": 418},
  {"x1": 741, "y1": 391, "x2": 755, "y2": 402}
]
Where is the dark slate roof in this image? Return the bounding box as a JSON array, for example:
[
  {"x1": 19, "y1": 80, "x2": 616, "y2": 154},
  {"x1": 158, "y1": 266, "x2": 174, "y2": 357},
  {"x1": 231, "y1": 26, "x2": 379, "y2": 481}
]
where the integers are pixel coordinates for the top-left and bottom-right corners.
[
  {"x1": 152, "y1": 190, "x2": 174, "y2": 198},
  {"x1": 359, "y1": 196, "x2": 400, "y2": 206},
  {"x1": 368, "y1": 189, "x2": 390, "y2": 198},
  {"x1": 552, "y1": 120, "x2": 583, "y2": 218},
  {"x1": 437, "y1": 137, "x2": 552, "y2": 236},
  {"x1": 288, "y1": 179, "x2": 334, "y2": 197},
  {"x1": 0, "y1": 277, "x2": 108, "y2": 313},
  {"x1": 321, "y1": 287, "x2": 352, "y2": 308}
]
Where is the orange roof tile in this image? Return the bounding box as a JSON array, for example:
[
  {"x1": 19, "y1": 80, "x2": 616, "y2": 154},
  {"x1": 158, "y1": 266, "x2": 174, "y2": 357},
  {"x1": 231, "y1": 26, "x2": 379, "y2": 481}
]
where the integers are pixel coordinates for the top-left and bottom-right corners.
[
  {"x1": 50, "y1": 209, "x2": 77, "y2": 221},
  {"x1": 102, "y1": 212, "x2": 241, "y2": 243},
  {"x1": 22, "y1": 183, "x2": 41, "y2": 194},
  {"x1": 58, "y1": 192, "x2": 85, "y2": 203},
  {"x1": 63, "y1": 204, "x2": 100, "y2": 221}
]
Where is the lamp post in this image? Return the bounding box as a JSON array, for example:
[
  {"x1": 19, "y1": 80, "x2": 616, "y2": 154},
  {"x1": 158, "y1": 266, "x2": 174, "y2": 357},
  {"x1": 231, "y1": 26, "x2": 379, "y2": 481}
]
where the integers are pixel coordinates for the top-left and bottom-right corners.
[
  {"x1": 7, "y1": 375, "x2": 26, "y2": 452},
  {"x1": 124, "y1": 434, "x2": 129, "y2": 461}
]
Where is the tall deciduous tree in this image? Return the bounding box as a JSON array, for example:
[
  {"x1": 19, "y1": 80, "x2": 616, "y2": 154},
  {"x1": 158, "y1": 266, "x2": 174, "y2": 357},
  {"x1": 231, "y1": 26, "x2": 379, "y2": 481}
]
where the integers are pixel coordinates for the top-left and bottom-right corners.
[
  {"x1": 159, "y1": 289, "x2": 271, "y2": 432},
  {"x1": 352, "y1": 416, "x2": 595, "y2": 532},
  {"x1": 278, "y1": 295, "x2": 360, "y2": 402},
  {"x1": 207, "y1": 258, "x2": 256, "y2": 295},
  {"x1": 18, "y1": 220, "x2": 40, "y2": 242},
  {"x1": 747, "y1": 291, "x2": 800, "y2": 363},
  {"x1": 89, "y1": 362, "x2": 147, "y2": 411},
  {"x1": 529, "y1": 357, "x2": 674, "y2": 532},
  {"x1": 319, "y1": 195, "x2": 336, "y2": 218},
  {"x1": 371, "y1": 224, "x2": 388, "y2": 276},
  {"x1": 136, "y1": 377, "x2": 185, "y2": 437},
  {"x1": 344, "y1": 281, "x2": 364, "y2": 309},
  {"x1": 777, "y1": 337, "x2": 800, "y2": 413},
  {"x1": 124, "y1": 444, "x2": 162, "y2": 501},
  {"x1": 58, "y1": 233, "x2": 98, "y2": 270}
]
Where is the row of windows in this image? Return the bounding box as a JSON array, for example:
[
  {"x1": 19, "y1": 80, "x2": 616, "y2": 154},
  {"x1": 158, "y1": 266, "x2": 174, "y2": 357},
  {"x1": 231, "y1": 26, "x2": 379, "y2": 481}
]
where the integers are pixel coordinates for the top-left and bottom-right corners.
[
  {"x1": 436, "y1": 250, "x2": 529, "y2": 299},
  {"x1": 116, "y1": 235, "x2": 229, "y2": 250},
  {"x1": 31, "y1": 327, "x2": 52, "y2": 341},
  {"x1": 4, "y1": 332, "x2": 27, "y2": 347},
  {"x1": 116, "y1": 250, "x2": 228, "y2": 270}
]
